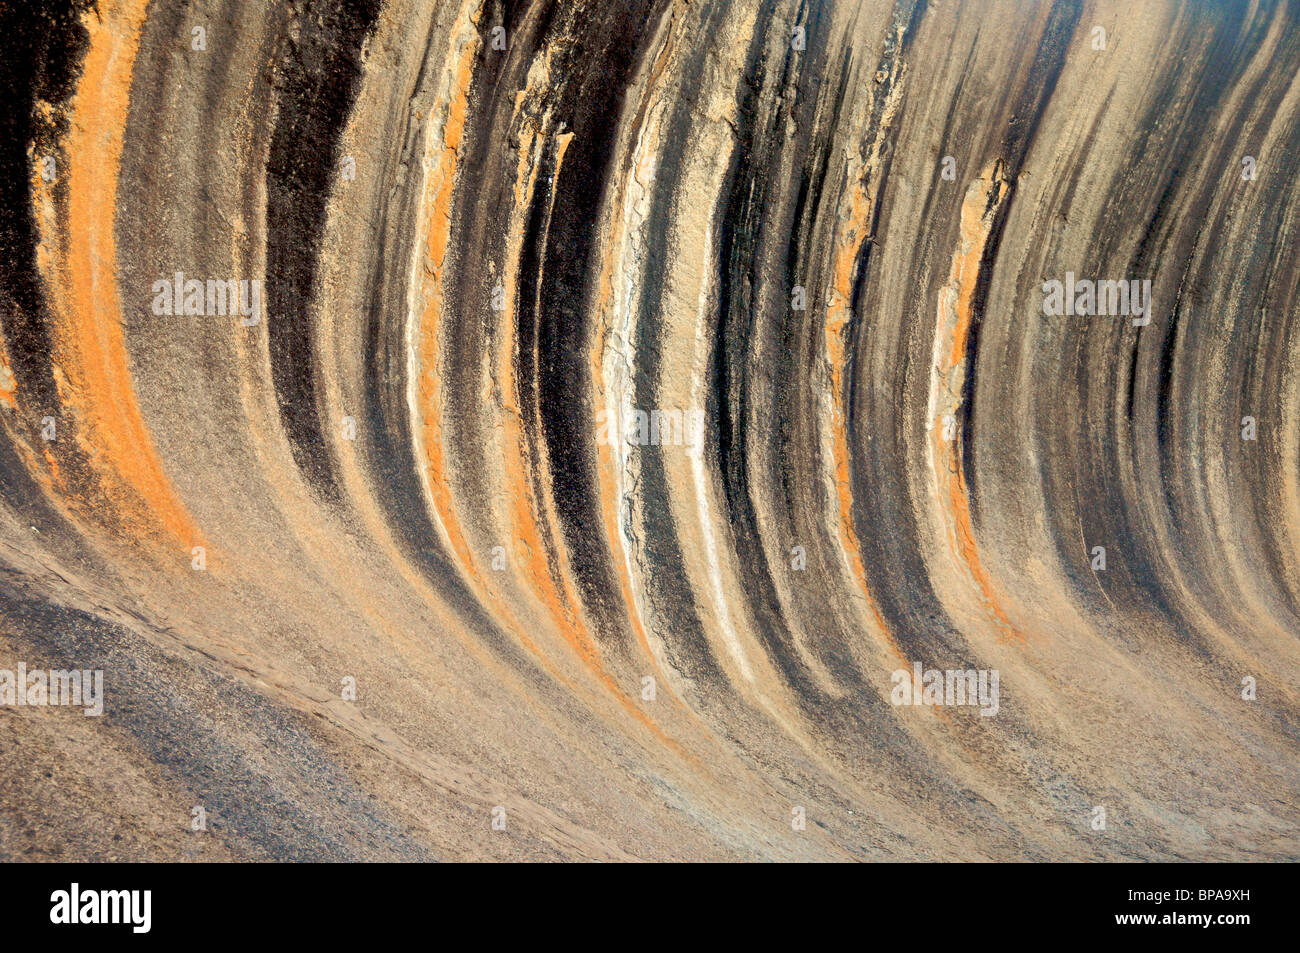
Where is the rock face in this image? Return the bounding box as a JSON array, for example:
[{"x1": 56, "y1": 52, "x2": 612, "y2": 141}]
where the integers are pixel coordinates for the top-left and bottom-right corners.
[{"x1": 0, "y1": 0, "x2": 1297, "y2": 862}]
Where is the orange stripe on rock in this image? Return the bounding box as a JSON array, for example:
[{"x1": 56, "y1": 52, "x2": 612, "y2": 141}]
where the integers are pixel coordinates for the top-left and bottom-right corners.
[
  {"x1": 933, "y1": 162, "x2": 1021, "y2": 642},
  {"x1": 824, "y1": 168, "x2": 907, "y2": 666},
  {"x1": 41, "y1": 0, "x2": 202, "y2": 552}
]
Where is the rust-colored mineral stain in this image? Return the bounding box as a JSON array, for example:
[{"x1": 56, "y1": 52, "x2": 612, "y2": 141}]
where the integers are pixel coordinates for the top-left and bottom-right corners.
[
  {"x1": 495, "y1": 126, "x2": 685, "y2": 753},
  {"x1": 935, "y1": 167, "x2": 1021, "y2": 642},
  {"x1": 416, "y1": 17, "x2": 492, "y2": 599},
  {"x1": 825, "y1": 175, "x2": 907, "y2": 666},
  {"x1": 411, "y1": 16, "x2": 583, "y2": 681},
  {"x1": 413, "y1": 32, "x2": 686, "y2": 758},
  {"x1": 0, "y1": 362, "x2": 16, "y2": 410},
  {"x1": 42, "y1": 0, "x2": 201, "y2": 550}
]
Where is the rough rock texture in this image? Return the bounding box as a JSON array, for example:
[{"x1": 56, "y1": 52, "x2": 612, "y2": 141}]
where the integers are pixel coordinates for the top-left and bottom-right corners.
[{"x1": 0, "y1": 0, "x2": 1297, "y2": 861}]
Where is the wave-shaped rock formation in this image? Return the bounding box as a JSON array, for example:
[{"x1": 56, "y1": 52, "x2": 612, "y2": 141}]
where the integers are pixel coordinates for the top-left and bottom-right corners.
[{"x1": 1, "y1": 0, "x2": 1297, "y2": 861}]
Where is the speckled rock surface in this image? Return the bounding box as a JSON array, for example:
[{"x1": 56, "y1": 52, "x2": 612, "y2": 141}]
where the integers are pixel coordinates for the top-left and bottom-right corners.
[{"x1": 0, "y1": 0, "x2": 1297, "y2": 861}]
